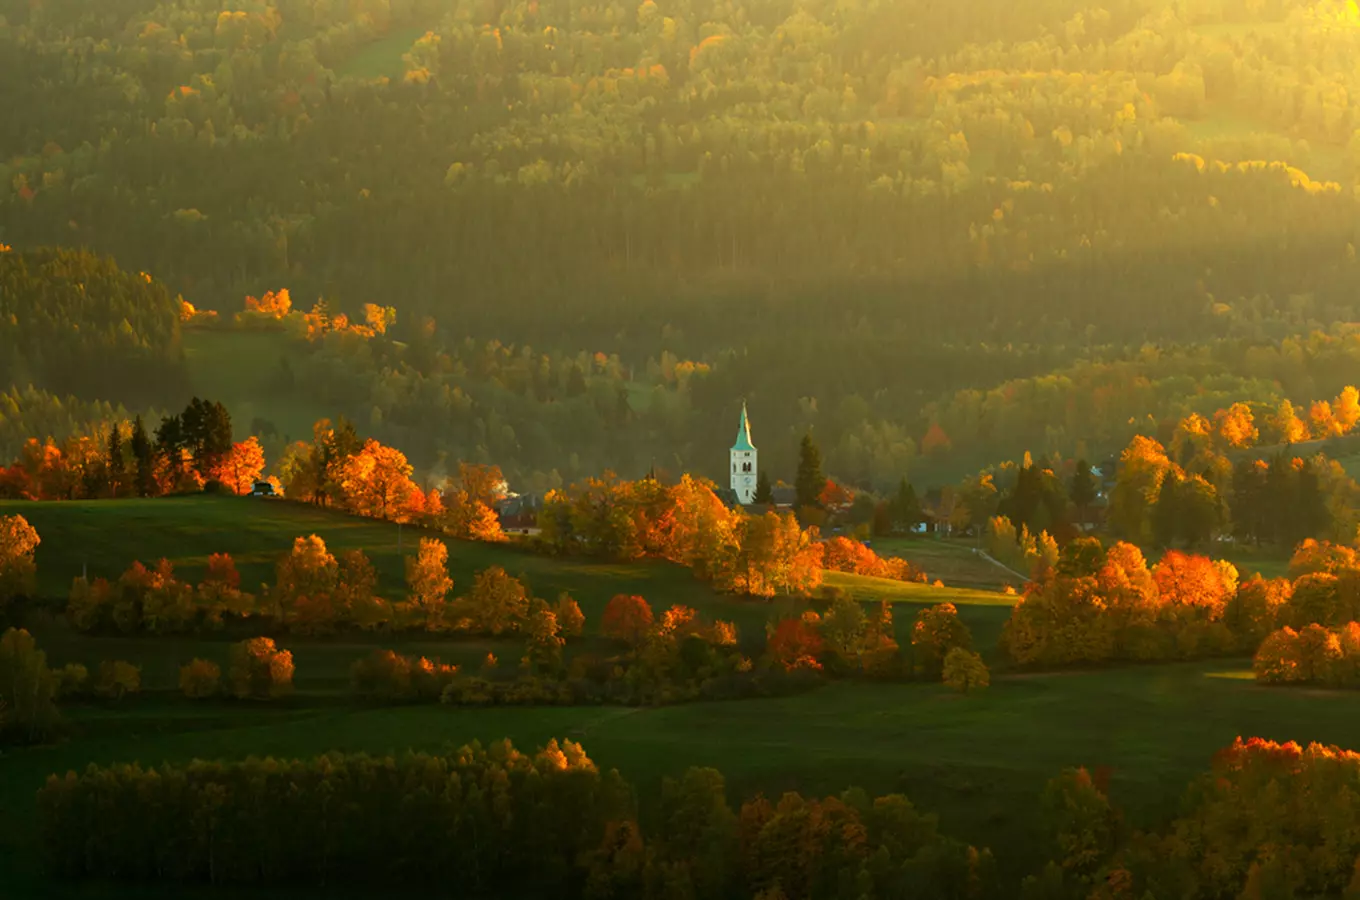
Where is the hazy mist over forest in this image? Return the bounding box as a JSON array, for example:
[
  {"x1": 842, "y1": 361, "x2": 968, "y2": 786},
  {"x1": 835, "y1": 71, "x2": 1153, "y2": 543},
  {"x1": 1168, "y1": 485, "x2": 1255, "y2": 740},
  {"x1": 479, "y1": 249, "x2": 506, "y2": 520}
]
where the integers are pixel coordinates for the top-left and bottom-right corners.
[{"x1": 4, "y1": 0, "x2": 1360, "y2": 491}]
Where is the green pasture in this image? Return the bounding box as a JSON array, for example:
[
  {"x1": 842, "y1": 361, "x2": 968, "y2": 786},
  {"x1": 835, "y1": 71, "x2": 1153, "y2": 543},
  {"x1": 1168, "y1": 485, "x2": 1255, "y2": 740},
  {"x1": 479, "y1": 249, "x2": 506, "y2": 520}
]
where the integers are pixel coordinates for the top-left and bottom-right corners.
[
  {"x1": 7, "y1": 657, "x2": 1360, "y2": 895},
  {"x1": 334, "y1": 27, "x2": 430, "y2": 81},
  {"x1": 872, "y1": 536, "x2": 1021, "y2": 591},
  {"x1": 0, "y1": 495, "x2": 1016, "y2": 655},
  {"x1": 183, "y1": 329, "x2": 332, "y2": 446},
  {"x1": 5, "y1": 497, "x2": 1356, "y2": 896}
]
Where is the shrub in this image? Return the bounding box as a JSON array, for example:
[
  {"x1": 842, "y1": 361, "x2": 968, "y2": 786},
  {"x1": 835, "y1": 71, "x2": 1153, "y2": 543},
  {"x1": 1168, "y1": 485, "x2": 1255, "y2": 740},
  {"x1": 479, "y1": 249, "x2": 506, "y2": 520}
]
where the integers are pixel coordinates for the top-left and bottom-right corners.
[
  {"x1": 942, "y1": 647, "x2": 990, "y2": 693},
  {"x1": 228, "y1": 637, "x2": 293, "y2": 700},
  {"x1": 179, "y1": 658, "x2": 221, "y2": 699},
  {"x1": 94, "y1": 660, "x2": 141, "y2": 700},
  {"x1": 350, "y1": 649, "x2": 458, "y2": 701},
  {"x1": 0, "y1": 627, "x2": 59, "y2": 743},
  {"x1": 54, "y1": 663, "x2": 89, "y2": 699},
  {"x1": 554, "y1": 592, "x2": 585, "y2": 637}
]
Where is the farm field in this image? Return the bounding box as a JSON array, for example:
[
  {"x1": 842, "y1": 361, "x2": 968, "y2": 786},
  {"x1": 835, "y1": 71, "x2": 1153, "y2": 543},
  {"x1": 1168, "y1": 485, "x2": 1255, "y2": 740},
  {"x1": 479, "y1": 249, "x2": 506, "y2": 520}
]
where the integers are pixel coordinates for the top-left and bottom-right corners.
[{"x1": 3, "y1": 497, "x2": 1352, "y2": 897}]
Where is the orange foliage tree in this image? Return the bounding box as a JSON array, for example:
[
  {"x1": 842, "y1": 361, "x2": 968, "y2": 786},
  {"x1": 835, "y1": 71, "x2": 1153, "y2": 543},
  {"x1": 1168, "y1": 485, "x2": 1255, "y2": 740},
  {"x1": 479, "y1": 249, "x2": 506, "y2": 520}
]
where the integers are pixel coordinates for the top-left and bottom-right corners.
[
  {"x1": 213, "y1": 436, "x2": 266, "y2": 495},
  {"x1": 339, "y1": 439, "x2": 419, "y2": 522},
  {"x1": 764, "y1": 616, "x2": 824, "y2": 671},
  {"x1": 911, "y1": 602, "x2": 972, "y2": 680},
  {"x1": 601, "y1": 594, "x2": 654, "y2": 645},
  {"x1": 0, "y1": 513, "x2": 40, "y2": 607}
]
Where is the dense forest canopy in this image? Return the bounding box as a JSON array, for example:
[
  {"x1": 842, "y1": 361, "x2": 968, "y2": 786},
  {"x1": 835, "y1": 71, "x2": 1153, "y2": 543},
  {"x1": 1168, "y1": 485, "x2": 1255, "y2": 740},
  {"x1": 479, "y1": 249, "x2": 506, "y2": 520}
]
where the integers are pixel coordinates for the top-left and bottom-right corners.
[{"x1": 5, "y1": 0, "x2": 1360, "y2": 486}]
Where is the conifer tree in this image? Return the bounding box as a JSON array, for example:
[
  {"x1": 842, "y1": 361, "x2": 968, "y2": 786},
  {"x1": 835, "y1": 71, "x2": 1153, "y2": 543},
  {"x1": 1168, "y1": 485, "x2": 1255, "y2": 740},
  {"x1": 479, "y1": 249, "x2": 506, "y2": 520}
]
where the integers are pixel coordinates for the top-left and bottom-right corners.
[
  {"x1": 1070, "y1": 460, "x2": 1097, "y2": 528},
  {"x1": 795, "y1": 432, "x2": 824, "y2": 510},
  {"x1": 892, "y1": 478, "x2": 922, "y2": 532},
  {"x1": 130, "y1": 415, "x2": 155, "y2": 497},
  {"x1": 106, "y1": 423, "x2": 124, "y2": 498},
  {"x1": 754, "y1": 470, "x2": 774, "y2": 506}
]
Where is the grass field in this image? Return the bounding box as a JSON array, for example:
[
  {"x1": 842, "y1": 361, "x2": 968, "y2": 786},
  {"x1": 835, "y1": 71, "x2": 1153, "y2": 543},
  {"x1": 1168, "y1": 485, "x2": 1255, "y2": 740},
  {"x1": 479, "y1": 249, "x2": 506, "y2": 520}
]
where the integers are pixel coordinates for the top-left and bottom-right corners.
[
  {"x1": 8, "y1": 657, "x2": 1360, "y2": 895},
  {"x1": 872, "y1": 536, "x2": 1022, "y2": 591},
  {"x1": 0, "y1": 496, "x2": 1011, "y2": 658},
  {"x1": 334, "y1": 27, "x2": 430, "y2": 81},
  {"x1": 4, "y1": 497, "x2": 1356, "y2": 896},
  {"x1": 183, "y1": 329, "x2": 332, "y2": 446}
]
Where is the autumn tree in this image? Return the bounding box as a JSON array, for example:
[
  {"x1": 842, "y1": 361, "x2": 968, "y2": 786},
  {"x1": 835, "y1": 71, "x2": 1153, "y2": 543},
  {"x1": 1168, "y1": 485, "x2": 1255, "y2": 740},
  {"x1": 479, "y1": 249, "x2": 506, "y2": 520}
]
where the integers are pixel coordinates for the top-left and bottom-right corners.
[
  {"x1": 912, "y1": 602, "x2": 972, "y2": 680},
  {"x1": 555, "y1": 592, "x2": 585, "y2": 637},
  {"x1": 0, "y1": 514, "x2": 40, "y2": 609},
  {"x1": 229, "y1": 637, "x2": 294, "y2": 699},
  {"x1": 463, "y1": 566, "x2": 530, "y2": 635},
  {"x1": 179, "y1": 658, "x2": 221, "y2": 698},
  {"x1": 521, "y1": 598, "x2": 564, "y2": 675},
  {"x1": 215, "y1": 436, "x2": 266, "y2": 495},
  {"x1": 0, "y1": 627, "x2": 59, "y2": 744},
  {"x1": 1109, "y1": 436, "x2": 1171, "y2": 542},
  {"x1": 273, "y1": 535, "x2": 339, "y2": 631},
  {"x1": 764, "y1": 616, "x2": 824, "y2": 671},
  {"x1": 405, "y1": 538, "x2": 454, "y2": 630},
  {"x1": 942, "y1": 647, "x2": 989, "y2": 692},
  {"x1": 340, "y1": 438, "x2": 418, "y2": 521},
  {"x1": 601, "y1": 594, "x2": 655, "y2": 646}
]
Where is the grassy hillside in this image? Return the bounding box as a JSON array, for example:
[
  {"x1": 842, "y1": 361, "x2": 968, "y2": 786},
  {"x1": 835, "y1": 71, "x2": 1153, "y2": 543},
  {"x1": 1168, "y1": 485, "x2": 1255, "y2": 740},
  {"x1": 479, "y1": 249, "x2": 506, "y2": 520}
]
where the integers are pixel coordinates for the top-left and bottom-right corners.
[
  {"x1": 0, "y1": 495, "x2": 1012, "y2": 650},
  {"x1": 1, "y1": 497, "x2": 1357, "y2": 895}
]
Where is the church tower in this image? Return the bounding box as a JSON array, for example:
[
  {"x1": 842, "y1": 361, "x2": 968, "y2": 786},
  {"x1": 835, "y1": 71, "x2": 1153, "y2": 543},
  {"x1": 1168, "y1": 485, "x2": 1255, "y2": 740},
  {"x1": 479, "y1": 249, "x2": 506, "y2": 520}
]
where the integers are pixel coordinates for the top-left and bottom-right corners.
[{"x1": 730, "y1": 402, "x2": 758, "y2": 504}]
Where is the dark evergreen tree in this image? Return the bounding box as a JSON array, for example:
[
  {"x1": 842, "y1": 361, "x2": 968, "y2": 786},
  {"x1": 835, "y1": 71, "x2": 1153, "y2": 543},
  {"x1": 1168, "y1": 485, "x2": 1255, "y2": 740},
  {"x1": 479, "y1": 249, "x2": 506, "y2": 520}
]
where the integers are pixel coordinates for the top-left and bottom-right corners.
[
  {"x1": 754, "y1": 470, "x2": 774, "y2": 506},
  {"x1": 1151, "y1": 469, "x2": 1182, "y2": 548},
  {"x1": 795, "y1": 432, "x2": 824, "y2": 510},
  {"x1": 891, "y1": 478, "x2": 922, "y2": 532},
  {"x1": 1070, "y1": 460, "x2": 1097, "y2": 527},
  {"x1": 106, "y1": 423, "x2": 124, "y2": 498},
  {"x1": 155, "y1": 413, "x2": 184, "y2": 478},
  {"x1": 130, "y1": 415, "x2": 155, "y2": 497}
]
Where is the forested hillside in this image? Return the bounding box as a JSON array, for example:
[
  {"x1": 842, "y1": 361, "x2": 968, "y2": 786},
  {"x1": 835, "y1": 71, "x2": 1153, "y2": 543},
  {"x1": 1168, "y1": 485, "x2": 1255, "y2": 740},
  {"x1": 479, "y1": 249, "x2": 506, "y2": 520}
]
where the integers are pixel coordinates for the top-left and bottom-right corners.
[{"x1": 6, "y1": 0, "x2": 1360, "y2": 485}]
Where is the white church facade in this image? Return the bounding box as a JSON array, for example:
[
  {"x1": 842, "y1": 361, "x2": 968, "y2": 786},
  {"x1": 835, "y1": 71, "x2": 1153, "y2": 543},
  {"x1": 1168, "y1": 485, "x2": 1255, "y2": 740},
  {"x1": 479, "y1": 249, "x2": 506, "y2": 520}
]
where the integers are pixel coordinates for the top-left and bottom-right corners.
[{"x1": 730, "y1": 402, "x2": 758, "y2": 504}]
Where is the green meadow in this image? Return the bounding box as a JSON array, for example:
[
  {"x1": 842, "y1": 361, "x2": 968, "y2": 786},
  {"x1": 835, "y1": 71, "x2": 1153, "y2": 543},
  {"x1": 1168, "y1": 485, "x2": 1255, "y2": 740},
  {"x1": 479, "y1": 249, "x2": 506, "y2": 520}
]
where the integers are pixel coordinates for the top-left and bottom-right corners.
[{"x1": 1, "y1": 497, "x2": 1355, "y2": 895}]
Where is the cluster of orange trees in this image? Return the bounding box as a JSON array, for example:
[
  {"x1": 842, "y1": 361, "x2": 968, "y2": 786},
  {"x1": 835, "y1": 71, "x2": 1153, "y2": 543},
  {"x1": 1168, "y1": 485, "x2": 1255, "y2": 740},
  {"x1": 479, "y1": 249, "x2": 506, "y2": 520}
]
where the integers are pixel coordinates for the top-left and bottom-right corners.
[
  {"x1": 538, "y1": 472, "x2": 924, "y2": 597},
  {"x1": 1002, "y1": 538, "x2": 1245, "y2": 666},
  {"x1": 38, "y1": 738, "x2": 993, "y2": 897},
  {"x1": 65, "y1": 536, "x2": 544, "y2": 637},
  {"x1": 1003, "y1": 534, "x2": 1360, "y2": 669}
]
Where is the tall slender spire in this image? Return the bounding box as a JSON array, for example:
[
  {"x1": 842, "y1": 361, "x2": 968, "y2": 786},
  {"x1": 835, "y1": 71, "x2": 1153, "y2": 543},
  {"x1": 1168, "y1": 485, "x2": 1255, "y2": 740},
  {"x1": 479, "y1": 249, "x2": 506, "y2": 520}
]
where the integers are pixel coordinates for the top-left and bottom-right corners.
[{"x1": 732, "y1": 401, "x2": 755, "y2": 452}]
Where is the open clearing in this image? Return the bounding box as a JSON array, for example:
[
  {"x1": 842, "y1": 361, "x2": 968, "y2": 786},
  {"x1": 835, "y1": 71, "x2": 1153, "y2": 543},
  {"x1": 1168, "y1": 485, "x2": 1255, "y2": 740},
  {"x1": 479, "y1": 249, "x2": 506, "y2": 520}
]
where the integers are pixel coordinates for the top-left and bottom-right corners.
[
  {"x1": 334, "y1": 27, "x2": 430, "y2": 81},
  {"x1": 1, "y1": 497, "x2": 1351, "y2": 896}
]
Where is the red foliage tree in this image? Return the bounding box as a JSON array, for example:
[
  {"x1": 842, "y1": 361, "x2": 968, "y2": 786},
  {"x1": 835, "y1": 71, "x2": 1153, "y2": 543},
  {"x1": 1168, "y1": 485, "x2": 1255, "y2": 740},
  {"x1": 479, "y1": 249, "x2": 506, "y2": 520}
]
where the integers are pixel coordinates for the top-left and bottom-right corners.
[{"x1": 601, "y1": 594, "x2": 654, "y2": 645}]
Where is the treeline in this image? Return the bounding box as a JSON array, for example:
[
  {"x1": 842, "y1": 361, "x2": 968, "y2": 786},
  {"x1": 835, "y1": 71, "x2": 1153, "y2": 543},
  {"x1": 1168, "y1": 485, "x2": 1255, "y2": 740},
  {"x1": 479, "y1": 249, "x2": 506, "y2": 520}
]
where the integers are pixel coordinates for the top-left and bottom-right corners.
[
  {"x1": 39, "y1": 733, "x2": 1360, "y2": 897},
  {"x1": 66, "y1": 537, "x2": 537, "y2": 637},
  {"x1": 0, "y1": 397, "x2": 265, "y2": 499},
  {"x1": 1028, "y1": 737, "x2": 1360, "y2": 898},
  {"x1": 0, "y1": 248, "x2": 186, "y2": 408},
  {"x1": 1002, "y1": 535, "x2": 1360, "y2": 669},
  {"x1": 37, "y1": 738, "x2": 994, "y2": 896}
]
